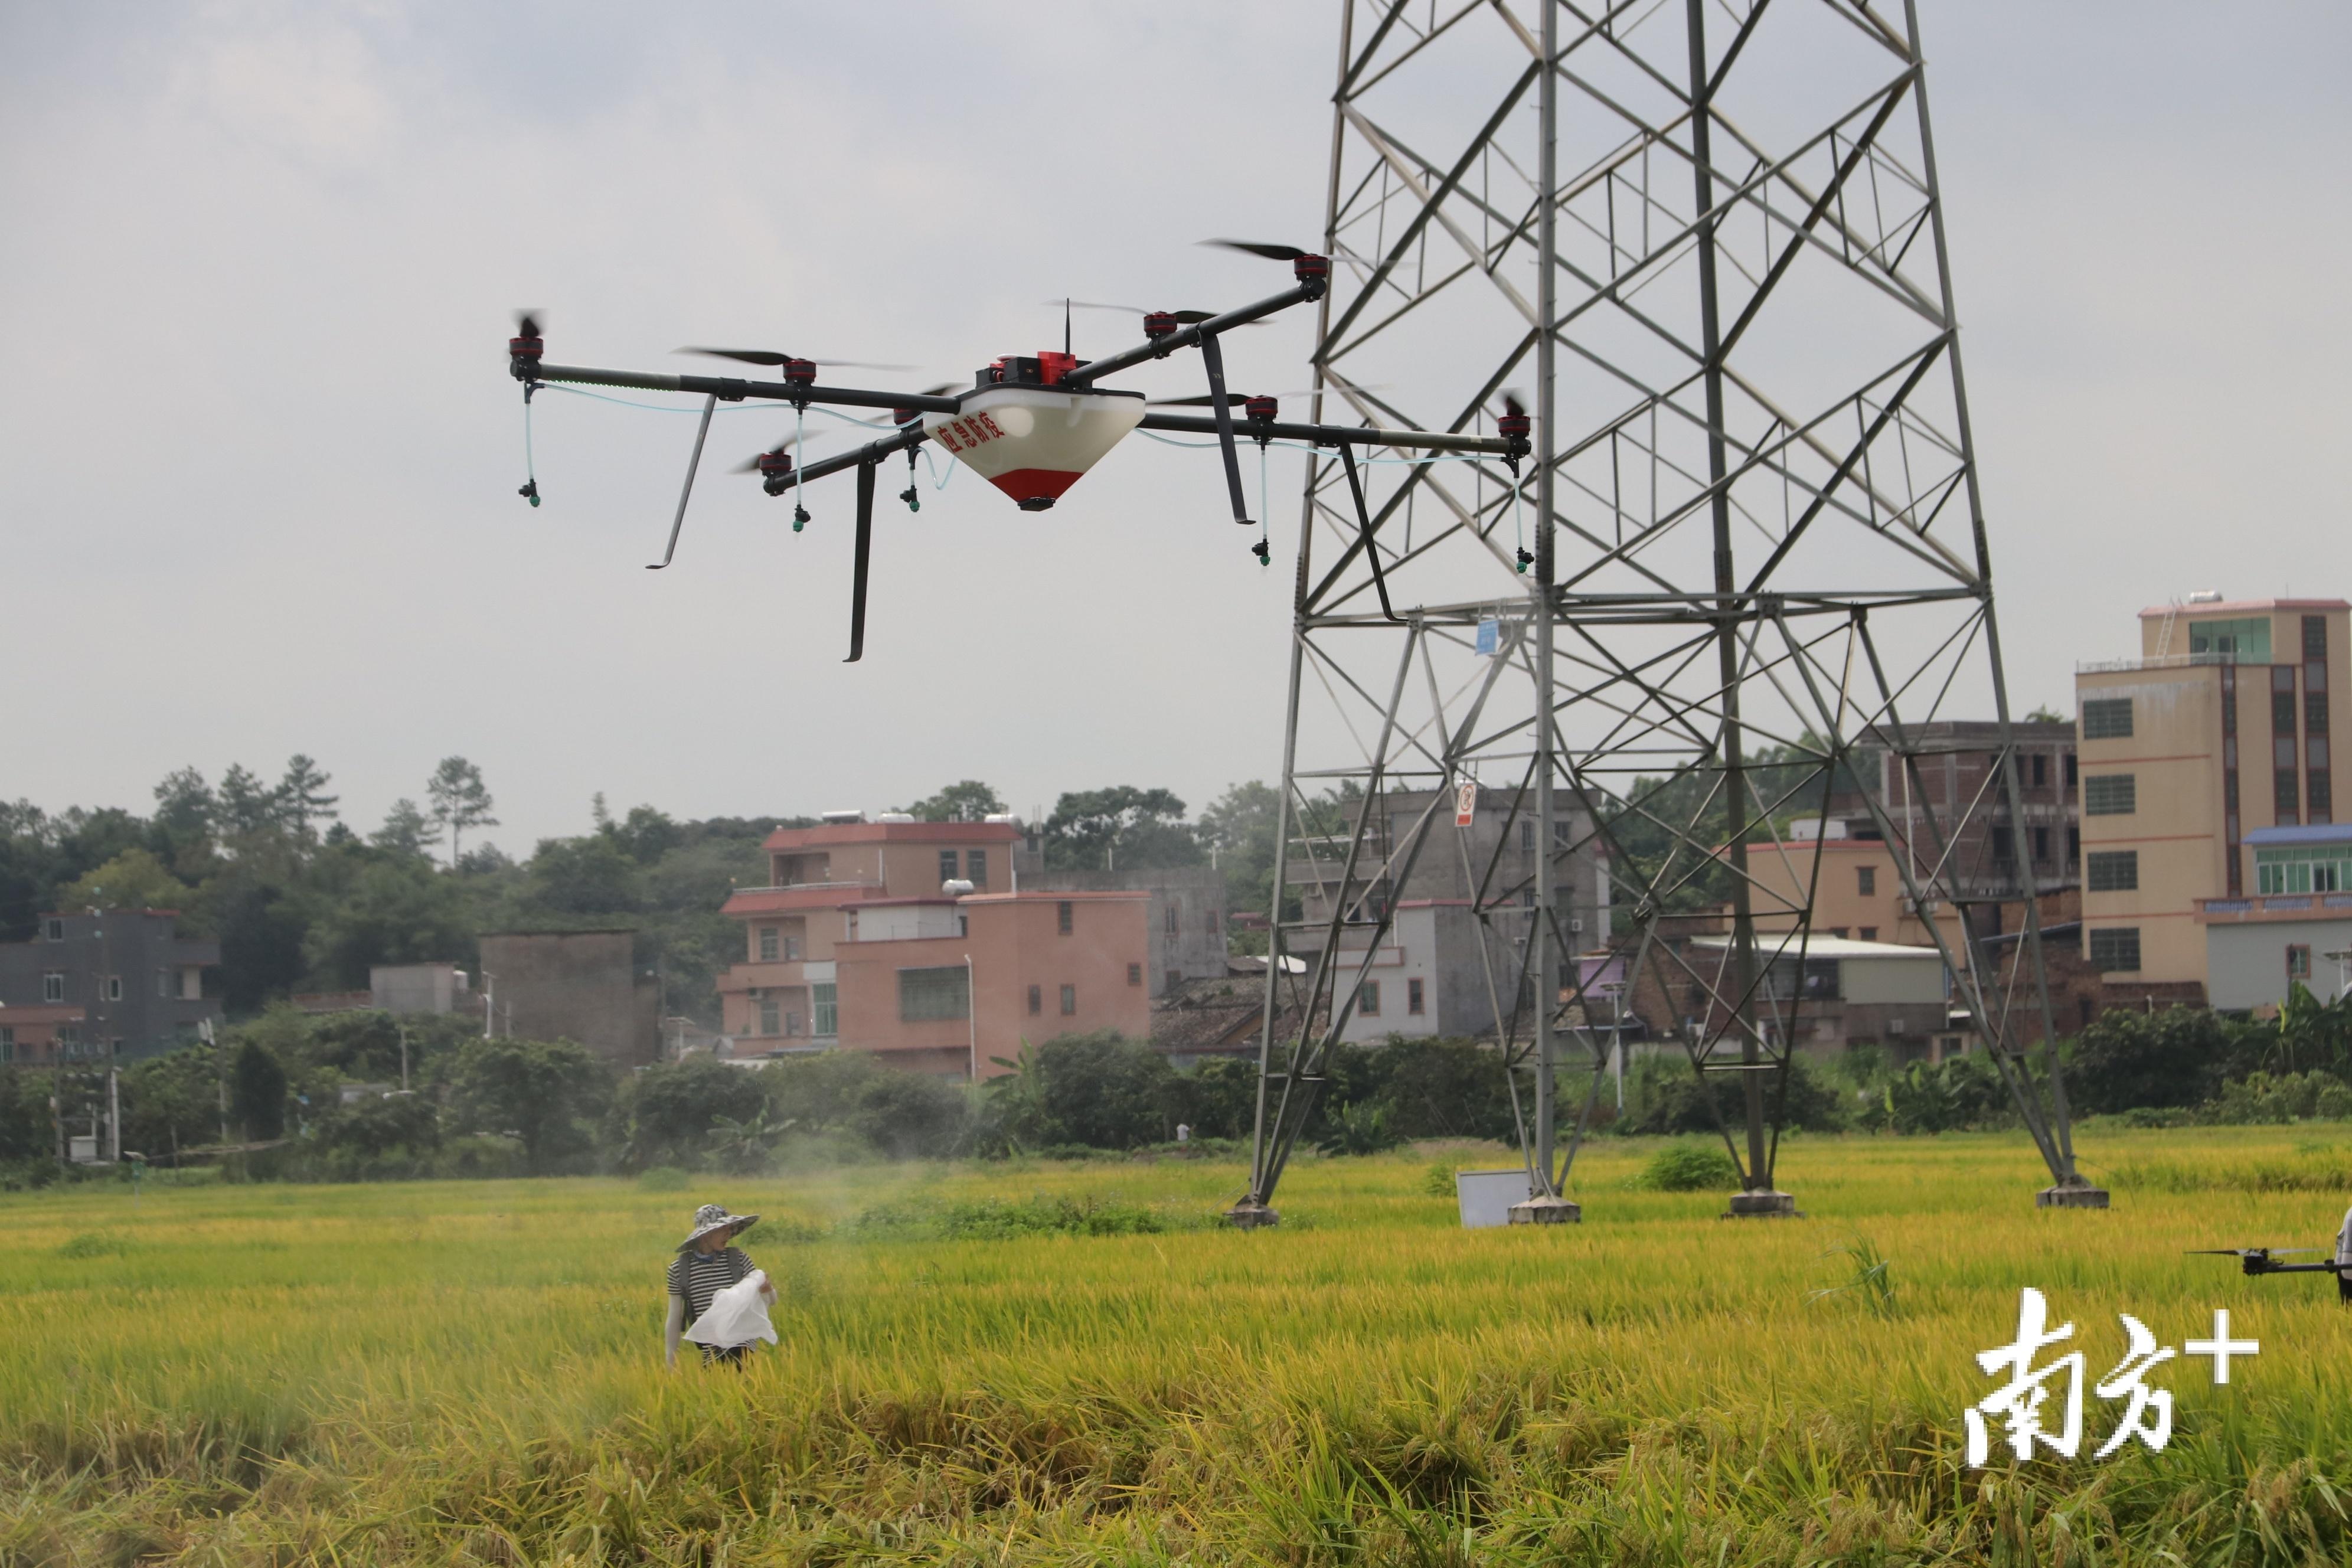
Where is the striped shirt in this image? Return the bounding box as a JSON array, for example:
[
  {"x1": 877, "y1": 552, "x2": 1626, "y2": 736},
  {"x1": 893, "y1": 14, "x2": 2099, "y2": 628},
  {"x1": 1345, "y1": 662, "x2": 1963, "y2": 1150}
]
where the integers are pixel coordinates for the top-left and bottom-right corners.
[{"x1": 666, "y1": 1246, "x2": 754, "y2": 1327}]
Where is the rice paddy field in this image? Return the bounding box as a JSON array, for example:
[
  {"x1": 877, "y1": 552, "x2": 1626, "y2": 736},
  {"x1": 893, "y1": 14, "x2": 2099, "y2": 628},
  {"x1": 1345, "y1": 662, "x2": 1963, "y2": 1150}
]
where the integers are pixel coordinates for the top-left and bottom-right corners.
[{"x1": 5, "y1": 1128, "x2": 2352, "y2": 1566}]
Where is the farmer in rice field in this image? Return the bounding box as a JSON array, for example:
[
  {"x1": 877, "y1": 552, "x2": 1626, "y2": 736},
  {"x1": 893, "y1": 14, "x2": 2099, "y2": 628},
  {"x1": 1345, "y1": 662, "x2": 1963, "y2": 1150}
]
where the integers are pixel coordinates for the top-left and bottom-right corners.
[{"x1": 664, "y1": 1203, "x2": 776, "y2": 1367}]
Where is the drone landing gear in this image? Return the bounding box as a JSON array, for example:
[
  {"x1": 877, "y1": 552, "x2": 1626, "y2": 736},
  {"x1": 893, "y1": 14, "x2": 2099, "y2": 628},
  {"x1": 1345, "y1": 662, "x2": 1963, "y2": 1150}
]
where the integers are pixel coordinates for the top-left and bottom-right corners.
[{"x1": 845, "y1": 461, "x2": 875, "y2": 664}]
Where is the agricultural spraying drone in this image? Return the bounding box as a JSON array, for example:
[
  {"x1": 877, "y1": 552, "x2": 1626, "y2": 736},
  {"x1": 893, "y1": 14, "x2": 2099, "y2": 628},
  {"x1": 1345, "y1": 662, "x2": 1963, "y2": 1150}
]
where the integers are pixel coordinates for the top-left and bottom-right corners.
[
  {"x1": 2191, "y1": 1205, "x2": 2352, "y2": 1303},
  {"x1": 502, "y1": 243, "x2": 1531, "y2": 659}
]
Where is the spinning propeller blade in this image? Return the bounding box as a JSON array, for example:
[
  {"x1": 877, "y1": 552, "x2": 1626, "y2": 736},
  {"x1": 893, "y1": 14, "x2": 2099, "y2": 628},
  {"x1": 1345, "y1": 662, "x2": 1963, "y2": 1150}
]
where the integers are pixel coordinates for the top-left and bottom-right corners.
[
  {"x1": 2187, "y1": 1248, "x2": 2322, "y2": 1256},
  {"x1": 1053, "y1": 302, "x2": 1265, "y2": 328},
  {"x1": 1204, "y1": 239, "x2": 1312, "y2": 262},
  {"x1": 676, "y1": 347, "x2": 918, "y2": 372}
]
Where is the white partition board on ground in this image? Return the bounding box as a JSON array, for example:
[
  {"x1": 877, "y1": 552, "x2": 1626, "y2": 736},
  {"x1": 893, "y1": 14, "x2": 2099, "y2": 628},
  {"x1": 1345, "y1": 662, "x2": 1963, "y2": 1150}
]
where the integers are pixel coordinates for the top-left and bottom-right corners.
[{"x1": 1455, "y1": 1169, "x2": 1536, "y2": 1229}]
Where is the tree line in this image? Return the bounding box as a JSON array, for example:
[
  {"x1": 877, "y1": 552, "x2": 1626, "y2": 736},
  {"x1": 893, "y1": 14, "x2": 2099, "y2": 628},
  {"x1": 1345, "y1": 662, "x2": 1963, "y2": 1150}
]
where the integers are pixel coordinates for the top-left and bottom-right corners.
[{"x1": 1, "y1": 765, "x2": 1305, "y2": 1026}]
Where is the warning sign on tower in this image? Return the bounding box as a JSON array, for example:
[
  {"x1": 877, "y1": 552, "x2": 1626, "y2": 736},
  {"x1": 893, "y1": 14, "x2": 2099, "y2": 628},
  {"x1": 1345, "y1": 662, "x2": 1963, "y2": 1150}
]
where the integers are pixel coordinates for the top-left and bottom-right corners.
[{"x1": 1455, "y1": 780, "x2": 1477, "y2": 827}]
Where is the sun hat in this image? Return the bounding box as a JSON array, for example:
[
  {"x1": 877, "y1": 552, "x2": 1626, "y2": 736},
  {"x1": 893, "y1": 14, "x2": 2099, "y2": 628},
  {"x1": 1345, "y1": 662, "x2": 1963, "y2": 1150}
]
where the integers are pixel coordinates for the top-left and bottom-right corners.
[{"x1": 677, "y1": 1201, "x2": 760, "y2": 1252}]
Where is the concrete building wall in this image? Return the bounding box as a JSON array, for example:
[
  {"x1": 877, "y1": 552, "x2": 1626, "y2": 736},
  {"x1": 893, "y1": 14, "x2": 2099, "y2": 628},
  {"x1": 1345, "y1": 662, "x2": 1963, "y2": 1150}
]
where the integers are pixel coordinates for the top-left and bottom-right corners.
[
  {"x1": 1022, "y1": 865, "x2": 1227, "y2": 995},
  {"x1": 2076, "y1": 600, "x2": 2350, "y2": 991},
  {"x1": 830, "y1": 891, "x2": 1152, "y2": 1077},
  {"x1": 0, "y1": 911, "x2": 220, "y2": 1062},
  {"x1": 2206, "y1": 917, "x2": 2352, "y2": 1011},
  {"x1": 370, "y1": 963, "x2": 469, "y2": 1015},
  {"x1": 478, "y1": 931, "x2": 658, "y2": 1067}
]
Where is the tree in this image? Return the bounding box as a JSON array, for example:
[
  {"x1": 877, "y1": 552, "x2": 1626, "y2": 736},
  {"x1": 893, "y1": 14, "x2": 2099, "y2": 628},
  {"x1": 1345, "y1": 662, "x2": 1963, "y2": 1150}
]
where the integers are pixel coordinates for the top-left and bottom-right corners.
[
  {"x1": 277, "y1": 755, "x2": 339, "y2": 839},
  {"x1": 151, "y1": 767, "x2": 217, "y2": 841},
  {"x1": 1198, "y1": 779, "x2": 1282, "y2": 923},
  {"x1": 299, "y1": 855, "x2": 472, "y2": 988},
  {"x1": 1044, "y1": 787, "x2": 1202, "y2": 872},
  {"x1": 53, "y1": 848, "x2": 196, "y2": 919},
  {"x1": 615, "y1": 1057, "x2": 771, "y2": 1169},
  {"x1": 2023, "y1": 704, "x2": 2069, "y2": 726},
  {"x1": 526, "y1": 833, "x2": 642, "y2": 915},
  {"x1": 994, "y1": 1031, "x2": 1177, "y2": 1149},
  {"x1": 426, "y1": 757, "x2": 498, "y2": 865},
  {"x1": 904, "y1": 780, "x2": 1008, "y2": 824},
  {"x1": 218, "y1": 763, "x2": 283, "y2": 838},
  {"x1": 230, "y1": 1040, "x2": 288, "y2": 1142},
  {"x1": 450, "y1": 1037, "x2": 609, "y2": 1173},
  {"x1": 2066, "y1": 1007, "x2": 2240, "y2": 1115},
  {"x1": 373, "y1": 799, "x2": 435, "y2": 860}
]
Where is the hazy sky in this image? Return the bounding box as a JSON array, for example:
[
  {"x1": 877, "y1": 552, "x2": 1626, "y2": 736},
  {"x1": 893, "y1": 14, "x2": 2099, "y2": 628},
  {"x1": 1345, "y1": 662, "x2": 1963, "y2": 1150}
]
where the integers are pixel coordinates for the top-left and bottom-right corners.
[{"x1": 4, "y1": 2, "x2": 2346, "y2": 857}]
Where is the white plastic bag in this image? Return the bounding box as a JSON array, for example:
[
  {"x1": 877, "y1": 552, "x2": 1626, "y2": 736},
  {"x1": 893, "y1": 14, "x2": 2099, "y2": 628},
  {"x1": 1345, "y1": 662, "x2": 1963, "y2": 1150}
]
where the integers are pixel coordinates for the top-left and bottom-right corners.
[{"x1": 684, "y1": 1268, "x2": 777, "y2": 1347}]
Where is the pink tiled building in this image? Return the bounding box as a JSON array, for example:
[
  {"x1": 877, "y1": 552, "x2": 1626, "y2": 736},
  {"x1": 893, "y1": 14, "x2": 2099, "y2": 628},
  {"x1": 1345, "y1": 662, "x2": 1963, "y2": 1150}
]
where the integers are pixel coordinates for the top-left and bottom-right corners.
[{"x1": 717, "y1": 816, "x2": 1153, "y2": 1079}]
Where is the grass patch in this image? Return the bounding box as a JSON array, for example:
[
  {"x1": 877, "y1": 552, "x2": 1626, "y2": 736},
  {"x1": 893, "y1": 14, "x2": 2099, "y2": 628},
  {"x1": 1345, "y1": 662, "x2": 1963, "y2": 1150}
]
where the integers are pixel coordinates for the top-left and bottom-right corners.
[{"x1": 1632, "y1": 1141, "x2": 1739, "y2": 1191}]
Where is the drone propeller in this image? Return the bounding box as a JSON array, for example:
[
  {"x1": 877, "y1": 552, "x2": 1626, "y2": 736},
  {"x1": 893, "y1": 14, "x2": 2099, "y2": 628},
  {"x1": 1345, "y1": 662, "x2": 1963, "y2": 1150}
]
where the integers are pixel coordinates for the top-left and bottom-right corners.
[
  {"x1": 1204, "y1": 239, "x2": 1314, "y2": 262},
  {"x1": 2187, "y1": 1247, "x2": 2324, "y2": 1256},
  {"x1": 1053, "y1": 300, "x2": 1265, "y2": 329},
  {"x1": 729, "y1": 429, "x2": 837, "y2": 475},
  {"x1": 1148, "y1": 385, "x2": 1376, "y2": 407},
  {"x1": 677, "y1": 347, "x2": 917, "y2": 372}
]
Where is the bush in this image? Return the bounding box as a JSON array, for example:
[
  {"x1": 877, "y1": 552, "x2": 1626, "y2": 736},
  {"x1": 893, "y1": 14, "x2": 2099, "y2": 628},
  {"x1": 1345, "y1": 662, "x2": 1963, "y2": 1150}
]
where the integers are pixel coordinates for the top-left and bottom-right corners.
[
  {"x1": 613, "y1": 1058, "x2": 772, "y2": 1170},
  {"x1": 850, "y1": 1194, "x2": 1178, "y2": 1240},
  {"x1": 636, "y1": 1165, "x2": 692, "y2": 1193},
  {"x1": 1616, "y1": 1051, "x2": 1845, "y2": 1136},
  {"x1": 1316, "y1": 1101, "x2": 1406, "y2": 1157},
  {"x1": 1635, "y1": 1142, "x2": 1739, "y2": 1191},
  {"x1": 2065, "y1": 1007, "x2": 2248, "y2": 1115},
  {"x1": 984, "y1": 1033, "x2": 1177, "y2": 1151},
  {"x1": 2200, "y1": 1070, "x2": 2352, "y2": 1126}
]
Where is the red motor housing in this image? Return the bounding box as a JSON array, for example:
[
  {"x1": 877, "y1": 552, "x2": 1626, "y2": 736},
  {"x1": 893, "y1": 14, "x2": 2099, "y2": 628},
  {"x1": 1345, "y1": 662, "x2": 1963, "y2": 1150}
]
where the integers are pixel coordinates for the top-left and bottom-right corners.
[
  {"x1": 1142, "y1": 311, "x2": 1179, "y2": 339},
  {"x1": 1244, "y1": 394, "x2": 1279, "y2": 424}
]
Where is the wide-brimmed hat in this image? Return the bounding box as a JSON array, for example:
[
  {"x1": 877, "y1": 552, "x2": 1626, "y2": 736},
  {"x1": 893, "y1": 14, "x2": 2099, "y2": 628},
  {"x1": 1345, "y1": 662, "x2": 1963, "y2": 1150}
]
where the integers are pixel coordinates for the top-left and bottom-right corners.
[{"x1": 677, "y1": 1202, "x2": 760, "y2": 1252}]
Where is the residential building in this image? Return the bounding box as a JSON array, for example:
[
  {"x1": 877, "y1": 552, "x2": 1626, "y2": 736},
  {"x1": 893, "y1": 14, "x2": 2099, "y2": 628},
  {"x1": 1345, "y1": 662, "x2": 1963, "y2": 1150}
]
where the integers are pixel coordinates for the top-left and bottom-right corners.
[
  {"x1": 2076, "y1": 597, "x2": 2350, "y2": 989},
  {"x1": 0, "y1": 910, "x2": 219, "y2": 1063},
  {"x1": 0, "y1": 1003, "x2": 87, "y2": 1066},
  {"x1": 477, "y1": 930, "x2": 660, "y2": 1066},
  {"x1": 371, "y1": 962, "x2": 472, "y2": 1015},
  {"x1": 1331, "y1": 900, "x2": 1511, "y2": 1043},
  {"x1": 1649, "y1": 933, "x2": 1954, "y2": 1061},
  {"x1": 1276, "y1": 785, "x2": 1610, "y2": 1044},
  {"x1": 717, "y1": 814, "x2": 1152, "y2": 1077},
  {"x1": 1021, "y1": 865, "x2": 1227, "y2": 995},
  {"x1": 2198, "y1": 824, "x2": 2352, "y2": 1010}
]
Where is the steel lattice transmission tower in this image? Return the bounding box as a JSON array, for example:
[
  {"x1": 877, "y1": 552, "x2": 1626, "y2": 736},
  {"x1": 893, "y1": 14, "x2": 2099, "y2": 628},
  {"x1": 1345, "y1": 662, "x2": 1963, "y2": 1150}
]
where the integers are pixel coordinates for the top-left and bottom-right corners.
[{"x1": 1231, "y1": 0, "x2": 2106, "y2": 1226}]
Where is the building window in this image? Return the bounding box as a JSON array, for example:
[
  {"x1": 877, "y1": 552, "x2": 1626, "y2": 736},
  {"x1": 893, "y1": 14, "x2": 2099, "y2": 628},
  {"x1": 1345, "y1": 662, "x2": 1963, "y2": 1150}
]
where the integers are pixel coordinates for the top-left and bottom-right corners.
[
  {"x1": 899, "y1": 966, "x2": 971, "y2": 1023},
  {"x1": 759, "y1": 926, "x2": 779, "y2": 962},
  {"x1": 2064, "y1": 753, "x2": 2078, "y2": 788},
  {"x1": 2067, "y1": 826, "x2": 2080, "y2": 865},
  {"x1": 1856, "y1": 865, "x2": 1876, "y2": 896},
  {"x1": 1059, "y1": 984, "x2": 1077, "y2": 1016},
  {"x1": 2088, "y1": 928, "x2": 2141, "y2": 973},
  {"x1": 2307, "y1": 615, "x2": 2329, "y2": 660},
  {"x1": 44, "y1": 918, "x2": 63, "y2": 942},
  {"x1": 2274, "y1": 665, "x2": 2298, "y2": 732},
  {"x1": 1057, "y1": 901, "x2": 1073, "y2": 935},
  {"x1": 2083, "y1": 775, "x2": 2137, "y2": 815},
  {"x1": 2312, "y1": 770, "x2": 2334, "y2": 822},
  {"x1": 1164, "y1": 904, "x2": 1178, "y2": 936},
  {"x1": 1858, "y1": 926, "x2": 1879, "y2": 942},
  {"x1": 939, "y1": 850, "x2": 960, "y2": 886},
  {"x1": 104, "y1": 975, "x2": 122, "y2": 1002},
  {"x1": 1407, "y1": 977, "x2": 1425, "y2": 1015},
  {"x1": 1128, "y1": 962, "x2": 1143, "y2": 986},
  {"x1": 2276, "y1": 770, "x2": 2301, "y2": 824},
  {"x1": 1027, "y1": 984, "x2": 1042, "y2": 1015},
  {"x1": 2190, "y1": 617, "x2": 2271, "y2": 661},
  {"x1": 2288, "y1": 945, "x2": 2312, "y2": 982},
  {"x1": 966, "y1": 850, "x2": 988, "y2": 888},
  {"x1": 785, "y1": 933, "x2": 802, "y2": 961},
  {"x1": 1519, "y1": 821, "x2": 1534, "y2": 855},
  {"x1": 1990, "y1": 827, "x2": 2015, "y2": 863},
  {"x1": 758, "y1": 999, "x2": 780, "y2": 1035},
  {"x1": 1358, "y1": 981, "x2": 1381, "y2": 1017},
  {"x1": 0, "y1": 1028, "x2": 10, "y2": 1064},
  {"x1": 2310, "y1": 692, "x2": 2332, "y2": 736},
  {"x1": 2256, "y1": 845, "x2": 2352, "y2": 894},
  {"x1": 785, "y1": 1011, "x2": 802, "y2": 1037},
  {"x1": 2086, "y1": 851, "x2": 2138, "y2": 892},
  {"x1": 43, "y1": 973, "x2": 64, "y2": 1003},
  {"x1": 2030, "y1": 753, "x2": 2048, "y2": 788},
  {"x1": 156, "y1": 969, "x2": 171, "y2": 998},
  {"x1": 812, "y1": 984, "x2": 837, "y2": 1036},
  {"x1": 2081, "y1": 698, "x2": 2132, "y2": 740},
  {"x1": 2032, "y1": 827, "x2": 2051, "y2": 863}
]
